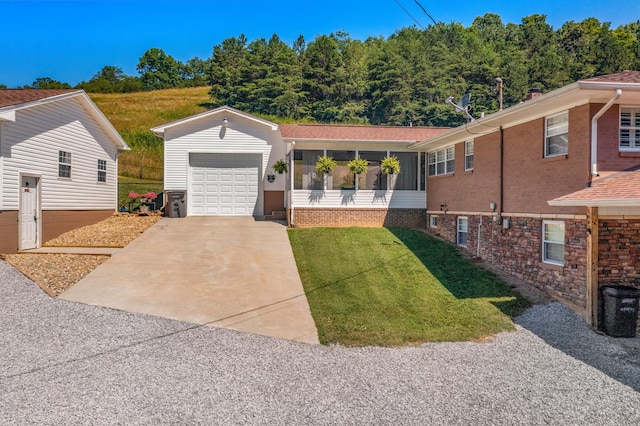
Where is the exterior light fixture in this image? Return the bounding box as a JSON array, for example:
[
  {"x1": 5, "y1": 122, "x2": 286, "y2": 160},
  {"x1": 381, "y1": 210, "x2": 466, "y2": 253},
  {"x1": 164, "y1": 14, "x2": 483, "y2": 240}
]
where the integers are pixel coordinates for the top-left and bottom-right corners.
[{"x1": 222, "y1": 118, "x2": 228, "y2": 127}]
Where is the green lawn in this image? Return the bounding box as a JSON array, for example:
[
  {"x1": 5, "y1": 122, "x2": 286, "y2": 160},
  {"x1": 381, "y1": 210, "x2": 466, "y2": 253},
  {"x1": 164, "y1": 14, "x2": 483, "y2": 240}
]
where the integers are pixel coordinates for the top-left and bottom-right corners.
[{"x1": 288, "y1": 227, "x2": 530, "y2": 347}]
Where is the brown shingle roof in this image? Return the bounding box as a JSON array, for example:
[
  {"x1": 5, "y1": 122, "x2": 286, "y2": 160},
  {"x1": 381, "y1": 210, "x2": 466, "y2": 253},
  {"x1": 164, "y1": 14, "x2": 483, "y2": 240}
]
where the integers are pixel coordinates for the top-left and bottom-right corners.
[
  {"x1": 0, "y1": 89, "x2": 80, "y2": 108},
  {"x1": 279, "y1": 124, "x2": 450, "y2": 143},
  {"x1": 581, "y1": 70, "x2": 640, "y2": 84},
  {"x1": 549, "y1": 168, "x2": 640, "y2": 206}
]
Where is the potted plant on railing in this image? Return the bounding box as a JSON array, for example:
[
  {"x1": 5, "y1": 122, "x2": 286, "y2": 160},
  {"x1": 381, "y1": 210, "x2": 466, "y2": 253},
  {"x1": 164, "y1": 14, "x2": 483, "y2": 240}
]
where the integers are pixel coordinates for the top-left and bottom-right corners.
[
  {"x1": 381, "y1": 155, "x2": 401, "y2": 175},
  {"x1": 315, "y1": 156, "x2": 337, "y2": 190},
  {"x1": 272, "y1": 159, "x2": 288, "y2": 174}
]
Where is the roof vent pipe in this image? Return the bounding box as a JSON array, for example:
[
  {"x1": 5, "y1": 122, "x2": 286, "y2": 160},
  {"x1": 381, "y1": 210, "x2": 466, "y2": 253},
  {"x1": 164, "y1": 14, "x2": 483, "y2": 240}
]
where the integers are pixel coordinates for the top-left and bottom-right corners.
[{"x1": 591, "y1": 89, "x2": 622, "y2": 177}]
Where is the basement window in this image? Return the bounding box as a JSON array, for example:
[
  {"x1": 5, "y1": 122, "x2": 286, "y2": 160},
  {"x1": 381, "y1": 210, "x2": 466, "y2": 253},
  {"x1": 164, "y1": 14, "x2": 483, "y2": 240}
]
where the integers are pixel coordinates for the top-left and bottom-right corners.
[
  {"x1": 457, "y1": 216, "x2": 468, "y2": 247},
  {"x1": 58, "y1": 150, "x2": 71, "y2": 178},
  {"x1": 543, "y1": 220, "x2": 565, "y2": 266},
  {"x1": 620, "y1": 107, "x2": 640, "y2": 151}
]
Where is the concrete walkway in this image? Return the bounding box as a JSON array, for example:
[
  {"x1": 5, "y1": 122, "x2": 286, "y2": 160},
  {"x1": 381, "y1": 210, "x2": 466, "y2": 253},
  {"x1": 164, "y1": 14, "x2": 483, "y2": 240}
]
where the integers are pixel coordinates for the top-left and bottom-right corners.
[{"x1": 60, "y1": 217, "x2": 319, "y2": 344}]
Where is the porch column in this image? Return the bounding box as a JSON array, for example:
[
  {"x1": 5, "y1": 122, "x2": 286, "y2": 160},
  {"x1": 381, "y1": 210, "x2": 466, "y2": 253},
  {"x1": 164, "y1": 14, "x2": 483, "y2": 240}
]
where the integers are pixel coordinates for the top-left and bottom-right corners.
[{"x1": 586, "y1": 206, "x2": 599, "y2": 328}]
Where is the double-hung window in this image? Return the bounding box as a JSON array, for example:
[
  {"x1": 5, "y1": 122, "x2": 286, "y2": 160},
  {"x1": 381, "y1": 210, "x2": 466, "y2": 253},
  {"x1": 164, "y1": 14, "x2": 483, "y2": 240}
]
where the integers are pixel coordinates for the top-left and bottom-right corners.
[
  {"x1": 465, "y1": 140, "x2": 474, "y2": 171},
  {"x1": 542, "y1": 220, "x2": 565, "y2": 265},
  {"x1": 620, "y1": 107, "x2": 640, "y2": 151},
  {"x1": 428, "y1": 146, "x2": 454, "y2": 176},
  {"x1": 545, "y1": 112, "x2": 568, "y2": 157},
  {"x1": 98, "y1": 159, "x2": 107, "y2": 183},
  {"x1": 457, "y1": 217, "x2": 468, "y2": 247},
  {"x1": 58, "y1": 151, "x2": 71, "y2": 178}
]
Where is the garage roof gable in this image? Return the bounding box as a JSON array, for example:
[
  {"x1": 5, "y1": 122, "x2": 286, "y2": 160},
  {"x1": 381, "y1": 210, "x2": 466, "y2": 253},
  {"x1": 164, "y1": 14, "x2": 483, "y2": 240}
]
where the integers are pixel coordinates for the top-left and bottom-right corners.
[{"x1": 151, "y1": 105, "x2": 279, "y2": 137}]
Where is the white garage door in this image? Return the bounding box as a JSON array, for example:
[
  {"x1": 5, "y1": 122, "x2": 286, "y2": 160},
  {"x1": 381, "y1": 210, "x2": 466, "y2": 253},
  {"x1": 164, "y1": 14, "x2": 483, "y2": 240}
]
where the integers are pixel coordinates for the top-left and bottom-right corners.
[{"x1": 190, "y1": 153, "x2": 261, "y2": 216}]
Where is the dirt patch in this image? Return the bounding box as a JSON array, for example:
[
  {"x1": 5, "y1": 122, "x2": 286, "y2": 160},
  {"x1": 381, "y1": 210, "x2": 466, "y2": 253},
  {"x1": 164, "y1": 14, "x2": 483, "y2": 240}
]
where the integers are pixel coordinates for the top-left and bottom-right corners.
[{"x1": 3, "y1": 213, "x2": 161, "y2": 296}]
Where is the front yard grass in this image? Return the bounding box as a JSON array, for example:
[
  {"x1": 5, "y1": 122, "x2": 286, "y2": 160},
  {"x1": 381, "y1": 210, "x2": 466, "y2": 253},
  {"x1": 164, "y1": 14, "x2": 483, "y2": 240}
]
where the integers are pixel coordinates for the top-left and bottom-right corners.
[{"x1": 288, "y1": 227, "x2": 530, "y2": 347}]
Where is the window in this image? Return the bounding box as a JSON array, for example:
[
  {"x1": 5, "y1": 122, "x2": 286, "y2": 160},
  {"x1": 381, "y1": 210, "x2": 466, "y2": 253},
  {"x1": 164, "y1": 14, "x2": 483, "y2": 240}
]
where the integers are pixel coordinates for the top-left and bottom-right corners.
[
  {"x1": 58, "y1": 151, "x2": 71, "y2": 178},
  {"x1": 545, "y1": 112, "x2": 568, "y2": 157},
  {"x1": 465, "y1": 140, "x2": 474, "y2": 171},
  {"x1": 391, "y1": 152, "x2": 418, "y2": 190},
  {"x1": 620, "y1": 107, "x2": 640, "y2": 151},
  {"x1": 457, "y1": 217, "x2": 468, "y2": 247},
  {"x1": 327, "y1": 150, "x2": 355, "y2": 190},
  {"x1": 428, "y1": 146, "x2": 454, "y2": 176},
  {"x1": 543, "y1": 220, "x2": 565, "y2": 265},
  {"x1": 429, "y1": 214, "x2": 438, "y2": 228},
  {"x1": 293, "y1": 150, "x2": 323, "y2": 190},
  {"x1": 97, "y1": 159, "x2": 107, "y2": 183},
  {"x1": 359, "y1": 151, "x2": 386, "y2": 190}
]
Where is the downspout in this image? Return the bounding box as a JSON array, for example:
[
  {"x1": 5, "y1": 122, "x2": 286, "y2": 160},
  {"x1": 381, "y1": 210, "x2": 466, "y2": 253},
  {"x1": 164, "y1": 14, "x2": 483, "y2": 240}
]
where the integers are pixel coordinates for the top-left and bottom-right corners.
[
  {"x1": 499, "y1": 126, "x2": 504, "y2": 221},
  {"x1": 289, "y1": 141, "x2": 295, "y2": 227},
  {"x1": 591, "y1": 89, "x2": 622, "y2": 177}
]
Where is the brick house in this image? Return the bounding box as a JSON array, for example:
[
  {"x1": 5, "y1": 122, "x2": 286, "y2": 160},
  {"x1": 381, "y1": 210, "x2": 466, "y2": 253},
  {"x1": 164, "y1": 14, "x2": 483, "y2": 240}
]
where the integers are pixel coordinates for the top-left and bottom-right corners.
[{"x1": 412, "y1": 71, "x2": 640, "y2": 328}]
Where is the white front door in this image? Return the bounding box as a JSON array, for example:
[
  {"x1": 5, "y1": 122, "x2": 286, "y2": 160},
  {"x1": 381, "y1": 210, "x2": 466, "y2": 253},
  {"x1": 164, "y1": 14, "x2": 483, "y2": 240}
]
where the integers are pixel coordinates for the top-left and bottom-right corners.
[{"x1": 20, "y1": 176, "x2": 39, "y2": 250}]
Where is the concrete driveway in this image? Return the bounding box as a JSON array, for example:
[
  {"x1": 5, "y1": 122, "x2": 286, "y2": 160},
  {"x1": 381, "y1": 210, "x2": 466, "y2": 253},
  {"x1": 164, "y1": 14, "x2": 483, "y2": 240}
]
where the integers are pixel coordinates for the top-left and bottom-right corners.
[{"x1": 60, "y1": 217, "x2": 319, "y2": 344}]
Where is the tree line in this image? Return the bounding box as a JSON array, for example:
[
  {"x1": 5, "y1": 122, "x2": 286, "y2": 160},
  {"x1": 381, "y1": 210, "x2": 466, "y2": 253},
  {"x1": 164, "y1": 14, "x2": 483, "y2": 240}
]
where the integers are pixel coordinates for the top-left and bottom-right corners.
[{"x1": 6, "y1": 13, "x2": 640, "y2": 127}]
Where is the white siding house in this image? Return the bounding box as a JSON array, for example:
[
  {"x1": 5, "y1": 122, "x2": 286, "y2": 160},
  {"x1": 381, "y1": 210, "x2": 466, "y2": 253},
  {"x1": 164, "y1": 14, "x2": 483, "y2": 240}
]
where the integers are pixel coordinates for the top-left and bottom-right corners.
[
  {"x1": 0, "y1": 89, "x2": 128, "y2": 253},
  {"x1": 152, "y1": 106, "x2": 284, "y2": 217}
]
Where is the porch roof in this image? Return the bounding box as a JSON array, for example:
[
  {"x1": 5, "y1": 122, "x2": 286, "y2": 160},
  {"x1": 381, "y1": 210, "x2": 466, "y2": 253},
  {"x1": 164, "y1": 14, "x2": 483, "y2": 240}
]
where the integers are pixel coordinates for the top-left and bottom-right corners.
[
  {"x1": 548, "y1": 168, "x2": 640, "y2": 207},
  {"x1": 280, "y1": 124, "x2": 449, "y2": 144}
]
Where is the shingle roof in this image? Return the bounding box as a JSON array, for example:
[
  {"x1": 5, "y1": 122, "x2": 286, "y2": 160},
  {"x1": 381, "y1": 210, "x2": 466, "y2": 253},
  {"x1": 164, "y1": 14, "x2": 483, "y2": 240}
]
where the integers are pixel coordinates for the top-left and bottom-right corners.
[
  {"x1": 0, "y1": 89, "x2": 80, "y2": 108},
  {"x1": 279, "y1": 124, "x2": 450, "y2": 143},
  {"x1": 549, "y1": 168, "x2": 640, "y2": 206},
  {"x1": 581, "y1": 70, "x2": 640, "y2": 84}
]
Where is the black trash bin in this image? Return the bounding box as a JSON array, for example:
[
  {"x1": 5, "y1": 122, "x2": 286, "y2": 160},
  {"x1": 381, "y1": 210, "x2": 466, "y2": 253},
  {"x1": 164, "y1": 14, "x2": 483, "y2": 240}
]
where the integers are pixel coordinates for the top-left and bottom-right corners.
[{"x1": 601, "y1": 285, "x2": 640, "y2": 337}]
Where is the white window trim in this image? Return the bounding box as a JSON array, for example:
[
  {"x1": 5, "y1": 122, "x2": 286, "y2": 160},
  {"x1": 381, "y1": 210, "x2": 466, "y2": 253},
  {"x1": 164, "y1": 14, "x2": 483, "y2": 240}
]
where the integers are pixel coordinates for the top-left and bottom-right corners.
[
  {"x1": 542, "y1": 220, "x2": 565, "y2": 266},
  {"x1": 428, "y1": 146, "x2": 455, "y2": 177},
  {"x1": 98, "y1": 159, "x2": 107, "y2": 183},
  {"x1": 619, "y1": 106, "x2": 640, "y2": 152},
  {"x1": 457, "y1": 216, "x2": 468, "y2": 247},
  {"x1": 429, "y1": 214, "x2": 437, "y2": 228},
  {"x1": 544, "y1": 111, "x2": 569, "y2": 158},
  {"x1": 465, "y1": 140, "x2": 474, "y2": 171},
  {"x1": 58, "y1": 150, "x2": 71, "y2": 179}
]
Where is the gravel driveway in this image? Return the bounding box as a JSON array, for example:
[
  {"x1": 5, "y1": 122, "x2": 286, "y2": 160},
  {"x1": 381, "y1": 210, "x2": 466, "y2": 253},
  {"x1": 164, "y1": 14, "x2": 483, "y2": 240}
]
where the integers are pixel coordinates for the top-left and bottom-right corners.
[{"x1": 1, "y1": 260, "x2": 639, "y2": 425}]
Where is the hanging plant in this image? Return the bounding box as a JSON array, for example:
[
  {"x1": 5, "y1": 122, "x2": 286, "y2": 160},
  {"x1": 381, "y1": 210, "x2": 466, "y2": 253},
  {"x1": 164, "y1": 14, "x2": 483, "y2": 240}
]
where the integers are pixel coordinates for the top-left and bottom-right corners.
[
  {"x1": 315, "y1": 156, "x2": 337, "y2": 174},
  {"x1": 348, "y1": 157, "x2": 369, "y2": 174},
  {"x1": 381, "y1": 156, "x2": 401, "y2": 175},
  {"x1": 272, "y1": 159, "x2": 288, "y2": 174}
]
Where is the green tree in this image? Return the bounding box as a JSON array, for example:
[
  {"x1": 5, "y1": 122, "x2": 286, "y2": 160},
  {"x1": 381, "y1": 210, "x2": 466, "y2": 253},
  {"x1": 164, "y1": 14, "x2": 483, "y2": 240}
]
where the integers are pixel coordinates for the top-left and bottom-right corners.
[
  {"x1": 77, "y1": 65, "x2": 142, "y2": 93},
  {"x1": 30, "y1": 77, "x2": 72, "y2": 89},
  {"x1": 137, "y1": 48, "x2": 185, "y2": 90}
]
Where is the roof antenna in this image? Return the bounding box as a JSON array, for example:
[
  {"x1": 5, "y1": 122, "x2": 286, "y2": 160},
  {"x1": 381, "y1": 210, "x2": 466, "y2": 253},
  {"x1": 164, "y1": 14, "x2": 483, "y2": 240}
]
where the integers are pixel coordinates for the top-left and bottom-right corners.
[{"x1": 446, "y1": 93, "x2": 475, "y2": 122}]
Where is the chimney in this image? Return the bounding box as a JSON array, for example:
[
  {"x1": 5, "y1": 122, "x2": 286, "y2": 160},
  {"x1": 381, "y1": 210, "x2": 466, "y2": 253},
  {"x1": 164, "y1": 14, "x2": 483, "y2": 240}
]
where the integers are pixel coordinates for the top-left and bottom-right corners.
[{"x1": 525, "y1": 88, "x2": 542, "y2": 101}]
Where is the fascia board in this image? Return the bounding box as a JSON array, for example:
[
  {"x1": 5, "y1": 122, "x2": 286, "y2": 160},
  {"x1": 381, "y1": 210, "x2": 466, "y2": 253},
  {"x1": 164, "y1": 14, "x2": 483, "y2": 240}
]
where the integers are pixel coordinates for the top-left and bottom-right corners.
[{"x1": 548, "y1": 198, "x2": 640, "y2": 207}]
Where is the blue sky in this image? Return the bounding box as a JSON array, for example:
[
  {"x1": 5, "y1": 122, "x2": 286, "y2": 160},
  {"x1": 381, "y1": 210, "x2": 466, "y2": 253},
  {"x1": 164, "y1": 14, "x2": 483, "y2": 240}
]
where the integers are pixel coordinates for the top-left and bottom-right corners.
[{"x1": 1, "y1": 0, "x2": 639, "y2": 88}]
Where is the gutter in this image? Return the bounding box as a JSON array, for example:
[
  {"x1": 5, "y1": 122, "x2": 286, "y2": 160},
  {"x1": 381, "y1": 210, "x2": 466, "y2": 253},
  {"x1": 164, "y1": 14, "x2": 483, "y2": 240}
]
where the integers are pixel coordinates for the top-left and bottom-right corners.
[{"x1": 591, "y1": 89, "x2": 622, "y2": 177}]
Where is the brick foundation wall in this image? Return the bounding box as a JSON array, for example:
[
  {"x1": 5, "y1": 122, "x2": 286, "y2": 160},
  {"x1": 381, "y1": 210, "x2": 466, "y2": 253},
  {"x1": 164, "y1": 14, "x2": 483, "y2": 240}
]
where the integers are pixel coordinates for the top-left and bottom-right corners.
[
  {"x1": 290, "y1": 208, "x2": 426, "y2": 228},
  {"x1": 427, "y1": 213, "x2": 588, "y2": 309},
  {"x1": 599, "y1": 218, "x2": 640, "y2": 289}
]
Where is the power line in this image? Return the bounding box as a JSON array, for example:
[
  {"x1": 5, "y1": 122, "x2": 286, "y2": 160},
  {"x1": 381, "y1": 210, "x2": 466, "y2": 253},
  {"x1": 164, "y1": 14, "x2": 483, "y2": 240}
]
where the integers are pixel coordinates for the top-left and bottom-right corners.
[
  {"x1": 393, "y1": 0, "x2": 425, "y2": 30},
  {"x1": 414, "y1": 0, "x2": 438, "y2": 26}
]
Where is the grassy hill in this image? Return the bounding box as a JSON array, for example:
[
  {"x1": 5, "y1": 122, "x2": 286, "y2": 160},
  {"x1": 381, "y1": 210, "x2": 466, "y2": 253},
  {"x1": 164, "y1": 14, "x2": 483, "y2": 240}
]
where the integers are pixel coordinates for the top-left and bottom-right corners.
[{"x1": 89, "y1": 87, "x2": 212, "y2": 181}]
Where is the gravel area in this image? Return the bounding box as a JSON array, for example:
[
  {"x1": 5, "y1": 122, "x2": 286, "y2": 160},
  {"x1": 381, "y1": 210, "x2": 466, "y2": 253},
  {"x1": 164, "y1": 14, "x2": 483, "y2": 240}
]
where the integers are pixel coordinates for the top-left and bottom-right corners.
[
  {"x1": 1, "y1": 260, "x2": 639, "y2": 425},
  {"x1": 2, "y1": 213, "x2": 160, "y2": 296}
]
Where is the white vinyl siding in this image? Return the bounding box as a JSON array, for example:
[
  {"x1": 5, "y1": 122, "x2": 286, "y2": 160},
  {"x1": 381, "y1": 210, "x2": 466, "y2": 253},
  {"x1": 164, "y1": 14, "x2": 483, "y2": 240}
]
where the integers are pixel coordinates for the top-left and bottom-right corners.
[
  {"x1": 545, "y1": 112, "x2": 568, "y2": 157},
  {"x1": 620, "y1": 107, "x2": 640, "y2": 151},
  {"x1": 465, "y1": 140, "x2": 474, "y2": 171},
  {"x1": 428, "y1": 146, "x2": 454, "y2": 176},
  {"x1": 1, "y1": 97, "x2": 118, "y2": 210},
  {"x1": 457, "y1": 217, "x2": 468, "y2": 247},
  {"x1": 543, "y1": 220, "x2": 565, "y2": 265},
  {"x1": 291, "y1": 189, "x2": 425, "y2": 209}
]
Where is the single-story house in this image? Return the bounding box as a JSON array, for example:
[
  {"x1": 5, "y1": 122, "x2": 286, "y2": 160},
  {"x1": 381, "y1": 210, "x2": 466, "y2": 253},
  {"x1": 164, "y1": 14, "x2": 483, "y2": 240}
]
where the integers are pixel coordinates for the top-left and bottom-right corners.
[{"x1": 0, "y1": 89, "x2": 129, "y2": 253}]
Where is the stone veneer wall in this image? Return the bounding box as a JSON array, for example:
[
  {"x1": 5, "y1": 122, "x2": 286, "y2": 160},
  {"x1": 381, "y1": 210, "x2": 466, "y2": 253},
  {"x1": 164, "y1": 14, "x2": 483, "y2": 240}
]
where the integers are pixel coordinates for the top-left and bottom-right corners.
[
  {"x1": 290, "y1": 208, "x2": 426, "y2": 229},
  {"x1": 599, "y1": 218, "x2": 640, "y2": 289},
  {"x1": 427, "y1": 213, "x2": 588, "y2": 310}
]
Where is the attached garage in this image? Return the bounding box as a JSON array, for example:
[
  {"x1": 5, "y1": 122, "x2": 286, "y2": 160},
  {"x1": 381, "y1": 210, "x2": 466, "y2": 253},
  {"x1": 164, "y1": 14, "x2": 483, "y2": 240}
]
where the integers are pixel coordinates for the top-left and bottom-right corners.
[
  {"x1": 189, "y1": 153, "x2": 261, "y2": 216},
  {"x1": 153, "y1": 106, "x2": 286, "y2": 218}
]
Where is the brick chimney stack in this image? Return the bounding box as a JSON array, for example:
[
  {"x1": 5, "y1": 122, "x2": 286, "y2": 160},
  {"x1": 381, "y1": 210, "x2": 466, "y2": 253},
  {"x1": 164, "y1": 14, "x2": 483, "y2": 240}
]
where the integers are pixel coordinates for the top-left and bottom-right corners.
[{"x1": 525, "y1": 88, "x2": 542, "y2": 101}]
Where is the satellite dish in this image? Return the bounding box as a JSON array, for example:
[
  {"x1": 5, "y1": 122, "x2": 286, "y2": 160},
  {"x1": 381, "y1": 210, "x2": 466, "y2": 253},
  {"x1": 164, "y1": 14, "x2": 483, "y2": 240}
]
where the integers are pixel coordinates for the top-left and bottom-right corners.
[{"x1": 457, "y1": 93, "x2": 471, "y2": 110}]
